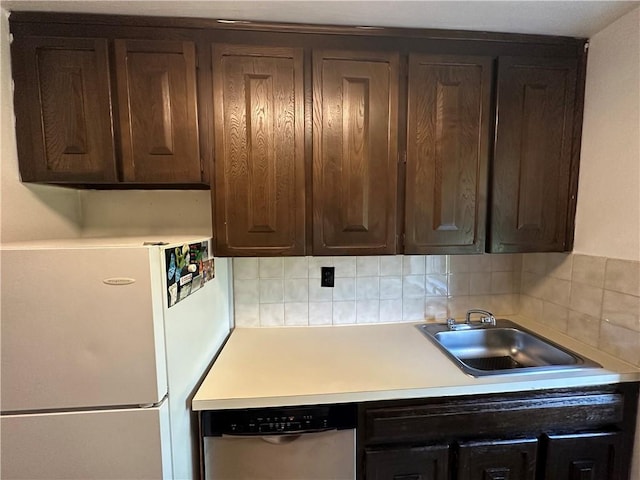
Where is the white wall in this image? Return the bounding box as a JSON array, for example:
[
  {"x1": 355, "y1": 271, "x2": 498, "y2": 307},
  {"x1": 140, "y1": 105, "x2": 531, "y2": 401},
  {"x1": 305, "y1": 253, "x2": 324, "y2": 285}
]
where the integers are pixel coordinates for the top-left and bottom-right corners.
[
  {"x1": 572, "y1": 6, "x2": 640, "y2": 478},
  {"x1": 79, "y1": 190, "x2": 212, "y2": 238},
  {"x1": 0, "y1": 9, "x2": 82, "y2": 243},
  {"x1": 573, "y1": 7, "x2": 640, "y2": 262}
]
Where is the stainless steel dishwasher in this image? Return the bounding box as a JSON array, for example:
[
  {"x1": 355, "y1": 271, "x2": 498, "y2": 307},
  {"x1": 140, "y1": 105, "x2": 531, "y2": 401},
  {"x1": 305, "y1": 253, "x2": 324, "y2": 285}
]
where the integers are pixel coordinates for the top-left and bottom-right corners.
[{"x1": 201, "y1": 404, "x2": 357, "y2": 480}]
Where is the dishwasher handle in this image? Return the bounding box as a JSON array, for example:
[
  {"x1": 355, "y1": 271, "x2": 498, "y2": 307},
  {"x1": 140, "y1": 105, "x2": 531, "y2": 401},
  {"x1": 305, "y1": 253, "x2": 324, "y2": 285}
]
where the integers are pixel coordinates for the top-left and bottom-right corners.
[{"x1": 221, "y1": 428, "x2": 337, "y2": 444}]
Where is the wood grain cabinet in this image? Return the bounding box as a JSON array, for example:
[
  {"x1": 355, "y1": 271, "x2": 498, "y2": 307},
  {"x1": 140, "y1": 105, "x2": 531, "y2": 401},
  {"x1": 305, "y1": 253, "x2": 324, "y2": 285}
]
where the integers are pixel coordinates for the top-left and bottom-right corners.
[
  {"x1": 457, "y1": 438, "x2": 537, "y2": 480},
  {"x1": 359, "y1": 384, "x2": 638, "y2": 480},
  {"x1": 542, "y1": 431, "x2": 623, "y2": 480},
  {"x1": 114, "y1": 40, "x2": 202, "y2": 184},
  {"x1": 312, "y1": 50, "x2": 399, "y2": 255},
  {"x1": 365, "y1": 445, "x2": 449, "y2": 480},
  {"x1": 11, "y1": 37, "x2": 117, "y2": 183},
  {"x1": 11, "y1": 36, "x2": 204, "y2": 186},
  {"x1": 211, "y1": 45, "x2": 305, "y2": 256},
  {"x1": 404, "y1": 54, "x2": 492, "y2": 254},
  {"x1": 490, "y1": 56, "x2": 579, "y2": 252}
]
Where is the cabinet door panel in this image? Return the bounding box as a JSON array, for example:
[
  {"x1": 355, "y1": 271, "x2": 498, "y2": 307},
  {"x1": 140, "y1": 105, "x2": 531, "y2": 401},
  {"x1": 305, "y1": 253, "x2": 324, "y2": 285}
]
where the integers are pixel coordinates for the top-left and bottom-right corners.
[
  {"x1": 115, "y1": 40, "x2": 201, "y2": 183},
  {"x1": 405, "y1": 54, "x2": 491, "y2": 254},
  {"x1": 458, "y1": 438, "x2": 537, "y2": 480},
  {"x1": 543, "y1": 432, "x2": 622, "y2": 480},
  {"x1": 313, "y1": 50, "x2": 398, "y2": 255},
  {"x1": 365, "y1": 445, "x2": 449, "y2": 480},
  {"x1": 12, "y1": 37, "x2": 116, "y2": 182},
  {"x1": 213, "y1": 45, "x2": 305, "y2": 255},
  {"x1": 490, "y1": 56, "x2": 577, "y2": 252}
]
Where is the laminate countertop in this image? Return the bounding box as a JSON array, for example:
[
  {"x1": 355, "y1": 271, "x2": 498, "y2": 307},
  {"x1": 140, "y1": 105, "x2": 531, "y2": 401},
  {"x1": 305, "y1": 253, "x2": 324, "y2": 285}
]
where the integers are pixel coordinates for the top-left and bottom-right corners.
[{"x1": 192, "y1": 316, "x2": 640, "y2": 411}]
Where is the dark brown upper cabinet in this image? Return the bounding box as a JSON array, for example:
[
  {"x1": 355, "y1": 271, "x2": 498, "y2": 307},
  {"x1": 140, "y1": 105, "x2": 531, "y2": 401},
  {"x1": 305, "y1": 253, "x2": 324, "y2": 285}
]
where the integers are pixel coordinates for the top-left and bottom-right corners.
[
  {"x1": 212, "y1": 45, "x2": 306, "y2": 256},
  {"x1": 11, "y1": 37, "x2": 117, "y2": 183},
  {"x1": 313, "y1": 50, "x2": 399, "y2": 255},
  {"x1": 404, "y1": 54, "x2": 492, "y2": 254},
  {"x1": 114, "y1": 40, "x2": 202, "y2": 184},
  {"x1": 490, "y1": 56, "x2": 578, "y2": 253},
  {"x1": 11, "y1": 35, "x2": 205, "y2": 187}
]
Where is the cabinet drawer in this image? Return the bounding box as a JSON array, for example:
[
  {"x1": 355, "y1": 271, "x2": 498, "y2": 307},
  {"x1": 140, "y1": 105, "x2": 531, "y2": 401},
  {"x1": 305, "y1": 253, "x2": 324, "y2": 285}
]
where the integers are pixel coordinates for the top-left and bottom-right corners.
[{"x1": 363, "y1": 392, "x2": 623, "y2": 445}]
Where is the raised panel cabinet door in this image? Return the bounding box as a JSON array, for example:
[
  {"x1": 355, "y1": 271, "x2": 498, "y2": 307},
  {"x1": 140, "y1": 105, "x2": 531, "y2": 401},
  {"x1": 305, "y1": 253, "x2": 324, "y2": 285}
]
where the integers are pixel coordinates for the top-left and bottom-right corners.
[
  {"x1": 543, "y1": 432, "x2": 622, "y2": 480},
  {"x1": 457, "y1": 438, "x2": 537, "y2": 480},
  {"x1": 404, "y1": 54, "x2": 492, "y2": 254},
  {"x1": 115, "y1": 40, "x2": 201, "y2": 184},
  {"x1": 490, "y1": 56, "x2": 578, "y2": 253},
  {"x1": 11, "y1": 37, "x2": 117, "y2": 183},
  {"x1": 313, "y1": 50, "x2": 399, "y2": 255},
  {"x1": 365, "y1": 445, "x2": 449, "y2": 480},
  {"x1": 212, "y1": 45, "x2": 305, "y2": 256}
]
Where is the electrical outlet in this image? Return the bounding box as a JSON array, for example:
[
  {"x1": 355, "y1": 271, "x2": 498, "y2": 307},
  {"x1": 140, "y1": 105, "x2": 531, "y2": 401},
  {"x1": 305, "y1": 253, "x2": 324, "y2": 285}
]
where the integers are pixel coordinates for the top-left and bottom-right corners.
[{"x1": 321, "y1": 267, "x2": 335, "y2": 287}]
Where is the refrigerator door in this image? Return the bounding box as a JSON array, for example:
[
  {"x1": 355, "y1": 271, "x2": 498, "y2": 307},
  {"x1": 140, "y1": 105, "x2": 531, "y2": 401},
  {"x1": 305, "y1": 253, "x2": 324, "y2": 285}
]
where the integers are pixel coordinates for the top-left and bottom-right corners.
[
  {"x1": 0, "y1": 400, "x2": 172, "y2": 480},
  {"x1": 161, "y1": 253, "x2": 232, "y2": 480},
  {"x1": 0, "y1": 246, "x2": 167, "y2": 411}
]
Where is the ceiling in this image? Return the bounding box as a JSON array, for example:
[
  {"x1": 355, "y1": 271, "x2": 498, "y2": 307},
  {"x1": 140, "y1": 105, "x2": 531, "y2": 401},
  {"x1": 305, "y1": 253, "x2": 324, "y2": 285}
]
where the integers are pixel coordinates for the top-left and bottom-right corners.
[{"x1": 1, "y1": 0, "x2": 638, "y2": 38}]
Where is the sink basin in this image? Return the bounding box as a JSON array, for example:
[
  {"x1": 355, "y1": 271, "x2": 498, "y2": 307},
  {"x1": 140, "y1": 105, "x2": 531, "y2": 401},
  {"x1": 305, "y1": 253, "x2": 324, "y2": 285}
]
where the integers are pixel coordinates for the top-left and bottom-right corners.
[{"x1": 418, "y1": 319, "x2": 601, "y2": 377}]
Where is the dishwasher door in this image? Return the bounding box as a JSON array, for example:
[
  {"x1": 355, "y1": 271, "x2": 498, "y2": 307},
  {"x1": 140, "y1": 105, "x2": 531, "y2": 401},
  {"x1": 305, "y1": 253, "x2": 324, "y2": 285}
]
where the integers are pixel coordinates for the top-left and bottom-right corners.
[{"x1": 204, "y1": 429, "x2": 355, "y2": 480}]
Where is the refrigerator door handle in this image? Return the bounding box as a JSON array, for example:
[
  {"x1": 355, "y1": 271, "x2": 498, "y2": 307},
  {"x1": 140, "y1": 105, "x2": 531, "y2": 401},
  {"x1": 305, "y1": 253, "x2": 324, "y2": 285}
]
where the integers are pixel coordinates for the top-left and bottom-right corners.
[{"x1": 139, "y1": 393, "x2": 168, "y2": 409}]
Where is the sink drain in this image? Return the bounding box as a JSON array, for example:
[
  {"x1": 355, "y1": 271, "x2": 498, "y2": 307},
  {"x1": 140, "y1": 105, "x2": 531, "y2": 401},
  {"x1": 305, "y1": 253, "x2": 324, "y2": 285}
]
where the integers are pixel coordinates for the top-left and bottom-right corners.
[{"x1": 463, "y1": 356, "x2": 523, "y2": 370}]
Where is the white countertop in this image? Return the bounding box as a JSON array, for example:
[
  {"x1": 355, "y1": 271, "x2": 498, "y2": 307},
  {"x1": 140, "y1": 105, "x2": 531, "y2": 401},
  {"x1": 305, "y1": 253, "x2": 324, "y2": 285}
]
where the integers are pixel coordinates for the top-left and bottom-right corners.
[{"x1": 192, "y1": 316, "x2": 640, "y2": 411}]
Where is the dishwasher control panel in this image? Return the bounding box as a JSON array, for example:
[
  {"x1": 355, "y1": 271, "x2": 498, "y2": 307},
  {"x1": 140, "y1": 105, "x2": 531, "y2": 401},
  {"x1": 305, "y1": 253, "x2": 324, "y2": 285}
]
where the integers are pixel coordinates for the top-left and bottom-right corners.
[{"x1": 201, "y1": 403, "x2": 357, "y2": 436}]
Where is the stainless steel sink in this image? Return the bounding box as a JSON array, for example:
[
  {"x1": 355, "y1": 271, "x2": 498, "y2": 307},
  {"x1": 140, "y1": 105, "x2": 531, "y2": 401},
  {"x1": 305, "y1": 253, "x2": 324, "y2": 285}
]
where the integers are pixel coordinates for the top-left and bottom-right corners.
[{"x1": 418, "y1": 319, "x2": 601, "y2": 377}]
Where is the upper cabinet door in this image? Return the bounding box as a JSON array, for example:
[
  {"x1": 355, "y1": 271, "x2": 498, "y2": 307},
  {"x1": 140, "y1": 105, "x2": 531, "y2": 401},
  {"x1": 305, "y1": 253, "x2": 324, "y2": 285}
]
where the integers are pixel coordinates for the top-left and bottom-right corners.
[
  {"x1": 313, "y1": 50, "x2": 399, "y2": 255},
  {"x1": 12, "y1": 37, "x2": 117, "y2": 183},
  {"x1": 490, "y1": 56, "x2": 578, "y2": 253},
  {"x1": 404, "y1": 54, "x2": 492, "y2": 254},
  {"x1": 212, "y1": 45, "x2": 305, "y2": 256},
  {"x1": 114, "y1": 40, "x2": 201, "y2": 184}
]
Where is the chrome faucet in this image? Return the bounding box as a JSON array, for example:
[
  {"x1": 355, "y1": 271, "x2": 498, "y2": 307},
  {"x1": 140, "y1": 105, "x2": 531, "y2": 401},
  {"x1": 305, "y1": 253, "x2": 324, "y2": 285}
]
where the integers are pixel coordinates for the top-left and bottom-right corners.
[
  {"x1": 446, "y1": 309, "x2": 496, "y2": 330},
  {"x1": 465, "y1": 309, "x2": 496, "y2": 326}
]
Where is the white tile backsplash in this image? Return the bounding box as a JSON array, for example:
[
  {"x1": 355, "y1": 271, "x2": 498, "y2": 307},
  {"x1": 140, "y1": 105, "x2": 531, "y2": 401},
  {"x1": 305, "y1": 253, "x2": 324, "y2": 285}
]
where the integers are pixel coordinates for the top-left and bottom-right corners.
[
  {"x1": 284, "y1": 257, "x2": 309, "y2": 278},
  {"x1": 333, "y1": 277, "x2": 356, "y2": 301},
  {"x1": 356, "y1": 300, "x2": 380, "y2": 324},
  {"x1": 235, "y1": 253, "x2": 638, "y2": 367},
  {"x1": 235, "y1": 254, "x2": 522, "y2": 329},
  {"x1": 379, "y1": 276, "x2": 402, "y2": 299},
  {"x1": 284, "y1": 278, "x2": 309, "y2": 303},
  {"x1": 357, "y1": 256, "x2": 380, "y2": 276},
  {"x1": 402, "y1": 255, "x2": 425, "y2": 275},
  {"x1": 380, "y1": 256, "x2": 402, "y2": 276},
  {"x1": 333, "y1": 257, "x2": 356, "y2": 278},
  {"x1": 356, "y1": 276, "x2": 380, "y2": 300},
  {"x1": 259, "y1": 258, "x2": 284, "y2": 278},
  {"x1": 309, "y1": 302, "x2": 332, "y2": 325},
  {"x1": 520, "y1": 253, "x2": 640, "y2": 367},
  {"x1": 284, "y1": 302, "x2": 309, "y2": 326},
  {"x1": 259, "y1": 278, "x2": 284, "y2": 303},
  {"x1": 260, "y1": 303, "x2": 284, "y2": 326},
  {"x1": 333, "y1": 301, "x2": 356, "y2": 324},
  {"x1": 403, "y1": 275, "x2": 426, "y2": 297}
]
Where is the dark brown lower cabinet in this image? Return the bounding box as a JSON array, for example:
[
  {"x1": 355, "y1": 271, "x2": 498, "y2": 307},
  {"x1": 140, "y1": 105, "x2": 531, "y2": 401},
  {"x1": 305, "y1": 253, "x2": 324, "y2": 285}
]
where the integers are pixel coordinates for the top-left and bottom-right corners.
[
  {"x1": 457, "y1": 438, "x2": 537, "y2": 480},
  {"x1": 542, "y1": 431, "x2": 622, "y2": 480},
  {"x1": 358, "y1": 384, "x2": 638, "y2": 480},
  {"x1": 365, "y1": 445, "x2": 449, "y2": 480}
]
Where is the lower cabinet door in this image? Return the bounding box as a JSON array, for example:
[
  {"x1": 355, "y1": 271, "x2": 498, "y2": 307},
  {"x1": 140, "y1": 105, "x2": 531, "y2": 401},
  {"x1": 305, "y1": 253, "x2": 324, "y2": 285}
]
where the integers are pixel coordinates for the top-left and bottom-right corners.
[
  {"x1": 543, "y1": 431, "x2": 622, "y2": 480},
  {"x1": 457, "y1": 438, "x2": 537, "y2": 480},
  {"x1": 365, "y1": 445, "x2": 449, "y2": 480}
]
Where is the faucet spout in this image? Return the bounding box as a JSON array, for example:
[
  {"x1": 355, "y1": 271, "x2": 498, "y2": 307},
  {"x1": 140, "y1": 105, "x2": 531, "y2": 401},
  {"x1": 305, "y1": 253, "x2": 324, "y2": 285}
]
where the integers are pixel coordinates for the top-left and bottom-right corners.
[{"x1": 465, "y1": 309, "x2": 496, "y2": 326}]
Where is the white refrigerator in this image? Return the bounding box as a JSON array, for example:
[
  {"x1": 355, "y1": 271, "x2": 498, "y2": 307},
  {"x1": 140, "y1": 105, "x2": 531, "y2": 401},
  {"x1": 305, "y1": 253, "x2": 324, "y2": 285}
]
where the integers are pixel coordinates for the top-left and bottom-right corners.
[{"x1": 0, "y1": 236, "x2": 232, "y2": 480}]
